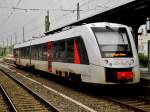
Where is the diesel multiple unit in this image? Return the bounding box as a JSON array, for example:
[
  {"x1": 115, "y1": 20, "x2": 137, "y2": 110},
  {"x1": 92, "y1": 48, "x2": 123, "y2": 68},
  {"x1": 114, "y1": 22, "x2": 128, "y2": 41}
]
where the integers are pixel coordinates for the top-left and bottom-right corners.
[{"x1": 13, "y1": 22, "x2": 140, "y2": 84}]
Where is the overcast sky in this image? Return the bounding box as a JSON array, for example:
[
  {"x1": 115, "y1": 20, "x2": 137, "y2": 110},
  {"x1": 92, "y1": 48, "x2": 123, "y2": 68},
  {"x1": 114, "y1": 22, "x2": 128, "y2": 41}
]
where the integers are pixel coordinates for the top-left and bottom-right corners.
[{"x1": 0, "y1": 0, "x2": 134, "y2": 46}]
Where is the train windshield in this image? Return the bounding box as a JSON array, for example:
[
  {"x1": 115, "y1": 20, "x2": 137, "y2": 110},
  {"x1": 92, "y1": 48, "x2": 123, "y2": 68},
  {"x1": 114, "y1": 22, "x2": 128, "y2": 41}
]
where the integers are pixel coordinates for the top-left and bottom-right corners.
[{"x1": 92, "y1": 27, "x2": 133, "y2": 58}]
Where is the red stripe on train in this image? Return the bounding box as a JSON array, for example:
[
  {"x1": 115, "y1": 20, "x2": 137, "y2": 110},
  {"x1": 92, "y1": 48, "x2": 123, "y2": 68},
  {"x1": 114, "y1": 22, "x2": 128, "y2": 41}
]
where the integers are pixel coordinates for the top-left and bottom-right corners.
[{"x1": 74, "y1": 39, "x2": 80, "y2": 64}]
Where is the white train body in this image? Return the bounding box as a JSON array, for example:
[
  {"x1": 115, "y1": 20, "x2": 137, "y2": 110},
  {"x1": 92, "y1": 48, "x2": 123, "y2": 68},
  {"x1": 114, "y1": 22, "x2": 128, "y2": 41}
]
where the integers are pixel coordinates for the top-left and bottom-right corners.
[{"x1": 14, "y1": 22, "x2": 140, "y2": 84}]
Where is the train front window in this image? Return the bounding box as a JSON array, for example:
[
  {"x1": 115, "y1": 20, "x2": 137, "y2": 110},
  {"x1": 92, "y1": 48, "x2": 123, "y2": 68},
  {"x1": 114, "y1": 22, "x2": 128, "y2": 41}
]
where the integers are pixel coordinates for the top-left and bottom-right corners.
[{"x1": 92, "y1": 27, "x2": 133, "y2": 58}]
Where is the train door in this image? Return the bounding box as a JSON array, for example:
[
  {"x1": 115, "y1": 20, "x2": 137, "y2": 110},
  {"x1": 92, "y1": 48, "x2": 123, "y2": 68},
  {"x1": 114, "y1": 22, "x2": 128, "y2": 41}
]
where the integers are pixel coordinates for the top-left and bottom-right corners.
[{"x1": 47, "y1": 42, "x2": 53, "y2": 72}]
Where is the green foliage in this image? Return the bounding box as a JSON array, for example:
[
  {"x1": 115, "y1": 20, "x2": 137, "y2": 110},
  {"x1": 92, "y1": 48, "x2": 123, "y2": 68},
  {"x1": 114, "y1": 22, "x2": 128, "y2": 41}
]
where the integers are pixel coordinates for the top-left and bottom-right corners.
[{"x1": 138, "y1": 53, "x2": 148, "y2": 67}]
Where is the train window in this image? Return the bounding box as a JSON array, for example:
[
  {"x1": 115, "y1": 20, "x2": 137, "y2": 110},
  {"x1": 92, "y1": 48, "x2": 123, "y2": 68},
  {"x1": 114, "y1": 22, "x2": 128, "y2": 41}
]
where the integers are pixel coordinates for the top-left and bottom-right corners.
[
  {"x1": 20, "y1": 48, "x2": 23, "y2": 58},
  {"x1": 38, "y1": 44, "x2": 42, "y2": 60},
  {"x1": 53, "y1": 42, "x2": 59, "y2": 59},
  {"x1": 53, "y1": 40, "x2": 66, "y2": 62},
  {"x1": 30, "y1": 44, "x2": 47, "y2": 61},
  {"x1": 24, "y1": 47, "x2": 30, "y2": 59},
  {"x1": 13, "y1": 49, "x2": 17, "y2": 58},
  {"x1": 42, "y1": 44, "x2": 48, "y2": 61},
  {"x1": 59, "y1": 40, "x2": 66, "y2": 59},
  {"x1": 37, "y1": 44, "x2": 42, "y2": 60},
  {"x1": 31, "y1": 46, "x2": 35, "y2": 60},
  {"x1": 20, "y1": 47, "x2": 28, "y2": 59},
  {"x1": 17, "y1": 49, "x2": 20, "y2": 58},
  {"x1": 31, "y1": 45, "x2": 38, "y2": 60},
  {"x1": 52, "y1": 37, "x2": 89, "y2": 64},
  {"x1": 66, "y1": 38, "x2": 74, "y2": 63},
  {"x1": 23, "y1": 47, "x2": 25, "y2": 58},
  {"x1": 92, "y1": 27, "x2": 133, "y2": 58},
  {"x1": 76, "y1": 37, "x2": 89, "y2": 64}
]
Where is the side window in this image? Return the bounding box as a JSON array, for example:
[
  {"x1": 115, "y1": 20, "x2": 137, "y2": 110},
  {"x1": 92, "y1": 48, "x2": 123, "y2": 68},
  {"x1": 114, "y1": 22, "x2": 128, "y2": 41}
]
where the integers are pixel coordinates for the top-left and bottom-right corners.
[
  {"x1": 53, "y1": 42, "x2": 59, "y2": 59},
  {"x1": 21, "y1": 48, "x2": 24, "y2": 58},
  {"x1": 31, "y1": 46, "x2": 34, "y2": 59},
  {"x1": 20, "y1": 48, "x2": 22, "y2": 58},
  {"x1": 17, "y1": 49, "x2": 19, "y2": 58},
  {"x1": 42, "y1": 43, "x2": 47, "y2": 61},
  {"x1": 53, "y1": 40, "x2": 66, "y2": 62},
  {"x1": 13, "y1": 49, "x2": 17, "y2": 58},
  {"x1": 52, "y1": 37, "x2": 89, "y2": 65},
  {"x1": 59, "y1": 40, "x2": 66, "y2": 59},
  {"x1": 76, "y1": 37, "x2": 89, "y2": 64},
  {"x1": 38, "y1": 44, "x2": 42, "y2": 60},
  {"x1": 66, "y1": 38, "x2": 74, "y2": 63},
  {"x1": 31, "y1": 45, "x2": 37, "y2": 60},
  {"x1": 30, "y1": 44, "x2": 47, "y2": 61},
  {"x1": 24, "y1": 47, "x2": 29, "y2": 59}
]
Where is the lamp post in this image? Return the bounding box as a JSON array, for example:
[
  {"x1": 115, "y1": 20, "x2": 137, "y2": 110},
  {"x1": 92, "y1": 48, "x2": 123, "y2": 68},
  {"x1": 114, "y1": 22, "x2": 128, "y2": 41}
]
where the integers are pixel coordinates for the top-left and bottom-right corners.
[
  {"x1": 0, "y1": 41, "x2": 5, "y2": 56},
  {"x1": 146, "y1": 17, "x2": 150, "y2": 33}
]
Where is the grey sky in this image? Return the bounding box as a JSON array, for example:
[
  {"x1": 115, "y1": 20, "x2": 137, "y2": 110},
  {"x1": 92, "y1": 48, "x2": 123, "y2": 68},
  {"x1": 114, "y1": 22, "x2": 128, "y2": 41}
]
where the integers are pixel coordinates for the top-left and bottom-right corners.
[{"x1": 0, "y1": 0, "x2": 134, "y2": 46}]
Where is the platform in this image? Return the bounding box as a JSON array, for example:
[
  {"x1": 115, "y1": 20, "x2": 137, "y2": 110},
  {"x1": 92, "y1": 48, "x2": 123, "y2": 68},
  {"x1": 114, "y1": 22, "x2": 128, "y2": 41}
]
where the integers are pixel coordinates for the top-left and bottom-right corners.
[
  {"x1": 140, "y1": 68, "x2": 150, "y2": 87},
  {"x1": 140, "y1": 68, "x2": 150, "y2": 79}
]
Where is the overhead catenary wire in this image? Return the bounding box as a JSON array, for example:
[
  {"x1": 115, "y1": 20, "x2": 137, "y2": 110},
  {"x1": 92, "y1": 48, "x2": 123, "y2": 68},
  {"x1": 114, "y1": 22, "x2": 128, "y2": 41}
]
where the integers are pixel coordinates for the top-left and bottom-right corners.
[
  {"x1": 0, "y1": 12, "x2": 43, "y2": 43},
  {"x1": 0, "y1": 0, "x2": 22, "y2": 28},
  {"x1": 56, "y1": 0, "x2": 97, "y2": 19},
  {"x1": 0, "y1": 6, "x2": 84, "y2": 12},
  {"x1": 0, "y1": 0, "x2": 107, "y2": 45},
  {"x1": 0, "y1": 3, "x2": 85, "y2": 39}
]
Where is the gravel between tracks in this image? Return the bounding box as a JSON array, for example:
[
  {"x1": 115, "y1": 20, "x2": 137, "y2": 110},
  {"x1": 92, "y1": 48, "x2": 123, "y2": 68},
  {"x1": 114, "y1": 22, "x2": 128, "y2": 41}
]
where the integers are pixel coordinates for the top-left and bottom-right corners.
[{"x1": 0, "y1": 71, "x2": 50, "y2": 112}]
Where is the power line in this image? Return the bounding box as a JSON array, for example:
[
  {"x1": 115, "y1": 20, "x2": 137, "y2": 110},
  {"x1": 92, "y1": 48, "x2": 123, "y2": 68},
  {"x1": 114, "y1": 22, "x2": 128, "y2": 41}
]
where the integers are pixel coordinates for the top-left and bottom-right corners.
[
  {"x1": 0, "y1": 6, "x2": 83, "y2": 12},
  {"x1": 0, "y1": 0, "x2": 22, "y2": 27},
  {"x1": 0, "y1": 14, "x2": 42, "y2": 38},
  {"x1": 0, "y1": 0, "x2": 105, "y2": 43},
  {"x1": 54, "y1": 0, "x2": 96, "y2": 20}
]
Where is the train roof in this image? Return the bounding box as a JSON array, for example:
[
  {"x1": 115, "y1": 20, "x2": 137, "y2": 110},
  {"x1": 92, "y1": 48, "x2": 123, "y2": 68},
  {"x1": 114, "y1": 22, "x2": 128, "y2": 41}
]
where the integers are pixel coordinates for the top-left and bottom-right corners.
[{"x1": 14, "y1": 22, "x2": 126, "y2": 49}]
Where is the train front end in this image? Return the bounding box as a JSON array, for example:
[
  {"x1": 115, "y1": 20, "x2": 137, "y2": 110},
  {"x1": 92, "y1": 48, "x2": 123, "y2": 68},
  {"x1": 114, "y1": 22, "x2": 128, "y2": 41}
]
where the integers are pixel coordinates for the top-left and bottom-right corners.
[{"x1": 86, "y1": 23, "x2": 140, "y2": 84}]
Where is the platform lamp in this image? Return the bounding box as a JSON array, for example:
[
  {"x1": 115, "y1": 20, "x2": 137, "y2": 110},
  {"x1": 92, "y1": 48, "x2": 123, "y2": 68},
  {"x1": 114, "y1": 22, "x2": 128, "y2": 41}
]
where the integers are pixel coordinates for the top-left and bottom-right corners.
[{"x1": 146, "y1": 17, "x2": 150, "y2": 33}]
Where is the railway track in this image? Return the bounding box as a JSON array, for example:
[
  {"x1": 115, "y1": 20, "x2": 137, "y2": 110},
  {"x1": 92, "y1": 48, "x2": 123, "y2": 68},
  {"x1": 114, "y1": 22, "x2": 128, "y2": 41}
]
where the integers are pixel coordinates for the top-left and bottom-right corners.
[
  {"x1": 0, "y1": 70, "x2": 59, "y2": 112},
  {"x1": 102, "y1": 95, "x2": 150, "y2": 112},
  {"x1": 1, "y1": 61, "x2": 150, "y2": 112},
  {"x1": 0, "y1": 63, "x2": 93, "y2": 112},
  {"x1": 0, "y1": 85, "x2": 18, "y2": 112},
  {"x1": 0, "y1": 86, "x2": 10, "y2": 112}
]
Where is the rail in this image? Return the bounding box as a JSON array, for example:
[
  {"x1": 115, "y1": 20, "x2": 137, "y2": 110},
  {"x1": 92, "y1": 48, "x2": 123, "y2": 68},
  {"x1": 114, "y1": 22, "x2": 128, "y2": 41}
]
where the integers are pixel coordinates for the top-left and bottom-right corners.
[
  {"x1": 102, "y1": 95, "x2": 150, "y2": 112},
  {"x1": 0, "y1": 85, "x2": 18, "y2": 112},
  {"x1": 0, "y1": 68, "x2": 59, "y2": 112}
]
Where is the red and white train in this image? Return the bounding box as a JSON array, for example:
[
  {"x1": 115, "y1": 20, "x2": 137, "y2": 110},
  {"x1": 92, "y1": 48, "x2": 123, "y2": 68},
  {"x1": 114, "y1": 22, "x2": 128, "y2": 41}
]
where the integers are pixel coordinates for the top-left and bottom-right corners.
[{"x1": 13, "y1": 22, "x2": 140, "y2": 84}]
